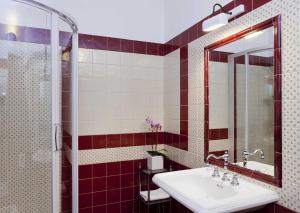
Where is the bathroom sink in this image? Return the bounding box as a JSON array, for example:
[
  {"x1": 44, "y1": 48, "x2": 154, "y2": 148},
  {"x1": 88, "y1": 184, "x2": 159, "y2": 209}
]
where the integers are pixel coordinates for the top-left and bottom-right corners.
[
  {"x1": 234, "y1": 161, "x2": 274, "y2": 176},
  {"x1": 153, "y1": 167, "x2": 279, "y2": 213}
]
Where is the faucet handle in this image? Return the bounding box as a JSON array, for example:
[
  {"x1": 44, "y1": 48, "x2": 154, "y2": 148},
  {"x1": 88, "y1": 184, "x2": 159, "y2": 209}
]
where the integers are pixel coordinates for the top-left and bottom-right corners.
[
  {"x1": 230, "y1": 174, "x2": 239, "y2": 186},
  {"x1": 212, "y1": 166, "x2": 220, "y2": 178}
]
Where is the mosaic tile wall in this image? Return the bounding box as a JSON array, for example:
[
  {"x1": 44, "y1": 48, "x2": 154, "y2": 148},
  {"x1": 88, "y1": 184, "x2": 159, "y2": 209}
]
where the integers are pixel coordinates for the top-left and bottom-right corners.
[
  {"x1": 0, "y1": 40, "x2": 52, "y2": 213},
  {"x1": 164, "y1": 0, "x2": 300, "y2": 211}
]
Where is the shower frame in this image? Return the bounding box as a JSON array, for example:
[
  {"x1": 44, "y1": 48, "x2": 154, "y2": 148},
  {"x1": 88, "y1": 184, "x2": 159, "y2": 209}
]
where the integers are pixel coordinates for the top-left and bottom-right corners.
[
  {"x1": 228, "y1": 46, "x2": 274, "y2": 162},
  {"x1": 11, "y1": 0, "x2": 79, "y2": 212}
]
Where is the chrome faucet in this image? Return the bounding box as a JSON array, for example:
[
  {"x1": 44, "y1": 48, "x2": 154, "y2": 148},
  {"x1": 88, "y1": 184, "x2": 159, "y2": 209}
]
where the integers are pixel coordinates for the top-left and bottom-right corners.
[
  {"x1": 206, "y1": 151, "x2": 230, "y2": 181},
  {"x1": 242, "y1": 149, "x2": 265, "y2": 167}
]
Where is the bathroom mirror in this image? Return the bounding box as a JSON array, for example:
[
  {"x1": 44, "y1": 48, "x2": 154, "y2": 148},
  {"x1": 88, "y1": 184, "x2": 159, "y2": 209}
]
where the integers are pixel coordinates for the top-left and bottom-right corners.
[{"x1": 204, "y1": 16, "x2": 282, "y2": 186}]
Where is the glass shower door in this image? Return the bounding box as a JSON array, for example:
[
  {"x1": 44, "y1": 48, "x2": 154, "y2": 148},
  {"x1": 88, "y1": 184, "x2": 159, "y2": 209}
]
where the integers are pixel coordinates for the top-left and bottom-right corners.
[{"x1": 0, "y1": 1, "x2": 53, "y2": 212}]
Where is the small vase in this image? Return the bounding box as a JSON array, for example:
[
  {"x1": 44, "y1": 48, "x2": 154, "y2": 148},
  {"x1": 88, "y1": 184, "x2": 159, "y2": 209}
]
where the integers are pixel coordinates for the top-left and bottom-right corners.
[{"x1": 147, "y1": 155, "x2": 164, "y2": 170}]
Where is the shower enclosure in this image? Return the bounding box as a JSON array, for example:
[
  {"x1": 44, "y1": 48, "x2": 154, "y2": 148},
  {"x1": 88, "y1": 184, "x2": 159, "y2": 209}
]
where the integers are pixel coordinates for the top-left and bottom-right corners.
[
  {"x1": 228, "y1": 47, "x2": 275, "y2": 165},
  {"x1": 0, "y1": 0, "x2": 78, "y2": 212}
]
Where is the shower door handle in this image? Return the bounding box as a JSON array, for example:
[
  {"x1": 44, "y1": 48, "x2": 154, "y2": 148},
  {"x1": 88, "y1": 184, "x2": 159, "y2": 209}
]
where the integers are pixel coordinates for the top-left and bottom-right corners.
[{"x1": 54, "y1": 123, "x2": 61, "y2": 152}]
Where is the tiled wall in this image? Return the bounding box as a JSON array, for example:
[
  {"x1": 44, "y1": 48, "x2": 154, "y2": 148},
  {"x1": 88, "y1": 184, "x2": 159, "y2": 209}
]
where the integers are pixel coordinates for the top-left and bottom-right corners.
[
  {"x1": 164, "y1": 0, "x2": 300, "y2": 212},
  {"x1": 78, "y1": 48, "x2": 163, "y2": 135},
  {"x1": 76, "y1": 0, "x2": 300, "y2": 212},
  {"x1": 76, "y1": 37, "x2": 167, "y2": 213},
  {"x1": 78, "y1": 158, "x2": 189, "y2": 213}
]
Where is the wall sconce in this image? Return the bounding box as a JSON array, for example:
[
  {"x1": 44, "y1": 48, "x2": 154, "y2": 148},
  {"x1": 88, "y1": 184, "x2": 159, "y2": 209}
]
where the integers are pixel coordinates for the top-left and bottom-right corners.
[{"x1": 203, "y1": 4, "x2": 245, "y2": 32}]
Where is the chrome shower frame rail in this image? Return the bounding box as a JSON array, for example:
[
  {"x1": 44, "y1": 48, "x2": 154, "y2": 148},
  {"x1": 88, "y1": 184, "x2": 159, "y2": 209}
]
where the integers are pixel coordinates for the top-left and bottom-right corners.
[{"x1": 13, "y1": 0, "x2": 78, "y2": 32}]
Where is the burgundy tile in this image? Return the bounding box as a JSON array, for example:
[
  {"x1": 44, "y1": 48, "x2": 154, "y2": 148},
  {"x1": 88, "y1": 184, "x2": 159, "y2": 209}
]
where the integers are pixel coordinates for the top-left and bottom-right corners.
[
  {"x1": 235, "y1": 0, "x2": 253, "y2": 12},
  {"x1": 219, "y1": 128, "x2": 228, "y2": 139},
  {"x1": 179, "y1": 135, "x2": 188, "y2": 150},
  {"x1": 107, "y1": 134, "x2": 121, "y2": 148},
  {"x1": 93, "y1": 36, "x2": 107, "y2": 50},
  {"x1": 107, "y1": 37, "x2": 121, "y2": 51},
  {"x1": 133, "y1": 41, "x2": 146, "y2": 54},
  {"x1": 180, "y1": 121, "x2": 188, "y2": 136},
  {"x1": 253, "y1": 0, "x2": 270, "y2": 10},
  {"x1": 93, "y1": 205, "x2": 107, "y2": 213},
  {"x1": 173, "y1": 134, "x2": 180, "y2": 148},
  {"x1": 133, "y1": 159, "x2": 147, "y2": 173},
  {"x1": 180, "y1": 60, "x2": 188, "y2": 77},
  {"x1": 146, "y1": 132, "x2": 157, "y2": 145},
  {"x1": 133, "y1": 133, "x2": 146, "y2": 146},
  {"x1": 180, "y1": 46, "x2": 188, "y2": 61},
  {"x1": 62, "y1": 166, "x2": 71, "y2": 181},
  {"x1": 79, "y1": 179, "x2": 92, "y2": 194},
  {"x1": 61, "y1": 181, "x2": 72, "y2": 197},
  {"x1": 79, "y1": 165, "x2": 93, "y2": 179},
  {"x1": 61, "y1": 196, "x2": 72, "y2": 211},
  {"x1": 93, "y1": 135, "x2": 107, "y2": 149},
  {"x1": 107, "y1": 162, "x2": 121, "y2": 176},
  {"x1": 164, "y1": 132, "x2": 173, "y2": 145},
  {"x1": 93, "y1": 177, "x2": 106, "y2": 192},
  {"x1": 180, "y1": 90, "x2": 188, "y2": 105},
  {"x1": 107, "y1": 176, "x2": 121, "y2": 190},
  {"x1": 121, "y1": 160, "x2": 134, "y2": 174},
  {"x1": 165, "y1": 41, "x2": 173, "y2": 55},
  {"x1": 93, "y1": 191, "x2": 107, "y2": 206},
  {"x1": 210, "y1": 51, "x2": 220, "y2": 62},
  {"x1": 120, "y1": 134, "x2": 134, "y2": 147},
  {"x1": 180, "y1": 30, "x2": 189, "y2": 47},
  {"x1": 79, "y1": 136, "x2": 93, "y2": 150},
  {"x1": 157, "y1": 132, "x2": 165, "y2": 144},
  {"x1": 107, "y1": 189, "x2": 121, "y2": 204},
  {"x1": 121, "y1": 174, "x2": 134, "y2": 188},
  {"x1": 121, "y1": 187, "x2": 134, "y2": 201},
  {"x1": 197, "y1": 21, "x2": 206, "y2": 38},
  {"x1": 79, "y1": 207, "x2": 92, "y2": 213},
  {"x1": 79, "y1": 34, "x2": 94, "y2": 49},
  {"x1": 146, "y1": 42, "x2": 159, "y2": 55},
  {"x1": 107, "y1": 203, "x2": 121, "y2": 213},
  {"x1": 180, "y1": 76, "x2": 188, "y2": 90},
  {"x1": 219, "y1": 51, "x2": 230, "y2": 63},
  {"x1": 180, "y1": 106, "x2": 188, "y2": 121},
  {"x1": 93, "y1": 163, "x2": 107, "y2": 178},
  {"x1": 120, "y1": 39, "x2": 134, "y2": 53},
  {"x1": 158, "y1": 44, "x2": 165, "y2": 56},
  {"x1": 188, "y1": 24, "x2": 198, "y2": 43},
  {"x1": 172, "y1": 36, "x2": 180, "y2": 50},
  {"x1": 121, "y1": 200, "x2": 134, "y2": 213},
  {"x1": 79, "y1": 193, "x2": 92, "y2": 209}
]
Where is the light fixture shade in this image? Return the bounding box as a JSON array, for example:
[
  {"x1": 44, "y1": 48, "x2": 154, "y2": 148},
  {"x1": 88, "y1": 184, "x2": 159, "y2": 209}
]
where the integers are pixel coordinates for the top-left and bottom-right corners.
[{"x1": 203, "y1": 13, "x2": 229, "y2": 32}]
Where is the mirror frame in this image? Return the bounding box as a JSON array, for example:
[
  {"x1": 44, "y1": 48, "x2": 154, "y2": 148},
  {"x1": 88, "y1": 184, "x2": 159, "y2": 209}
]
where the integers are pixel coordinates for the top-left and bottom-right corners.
[{"x1": 204, "y1": 15, "x2": 282, "y2": 187}]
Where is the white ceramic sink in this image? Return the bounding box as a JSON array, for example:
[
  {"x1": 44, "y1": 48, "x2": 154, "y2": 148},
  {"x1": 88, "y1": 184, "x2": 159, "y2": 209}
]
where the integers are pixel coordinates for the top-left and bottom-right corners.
[
  {"x1": 234, "y1": 161, "x2": 274, "y2": 176},
  {"x1": 153, "y1": 167, "x2": 279, "y2": 213}
]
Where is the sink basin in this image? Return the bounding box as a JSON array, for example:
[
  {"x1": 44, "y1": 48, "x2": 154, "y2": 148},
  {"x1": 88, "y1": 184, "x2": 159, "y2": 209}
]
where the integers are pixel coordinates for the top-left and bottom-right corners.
[
  {"x1": 234, "y1": 161, "x2": 274, "y2": 176},
  {"x1": 153, "y1": 167, "x2": 279, "y2": 213}
]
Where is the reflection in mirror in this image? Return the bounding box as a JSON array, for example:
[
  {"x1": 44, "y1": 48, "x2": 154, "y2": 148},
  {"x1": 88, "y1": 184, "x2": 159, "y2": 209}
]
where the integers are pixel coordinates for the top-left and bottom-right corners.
[{"x1": 207, "y1": 26, "x2": 276, "y2": 177}]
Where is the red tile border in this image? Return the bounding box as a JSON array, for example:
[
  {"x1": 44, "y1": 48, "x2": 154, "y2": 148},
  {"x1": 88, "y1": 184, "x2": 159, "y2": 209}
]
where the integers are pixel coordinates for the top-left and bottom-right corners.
[
  {"x1": 209, "y1": 128, "x2": 228, "y2": 140},
  {"x1": 209, "y1": 50, "x2": 274, "y2": 67},
  {"x1": 204, "y1": 15, "x2": 282, "y2": 187},
  {"x1": 78, "y1": 132, "x2": 165, "y2": 150}
]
